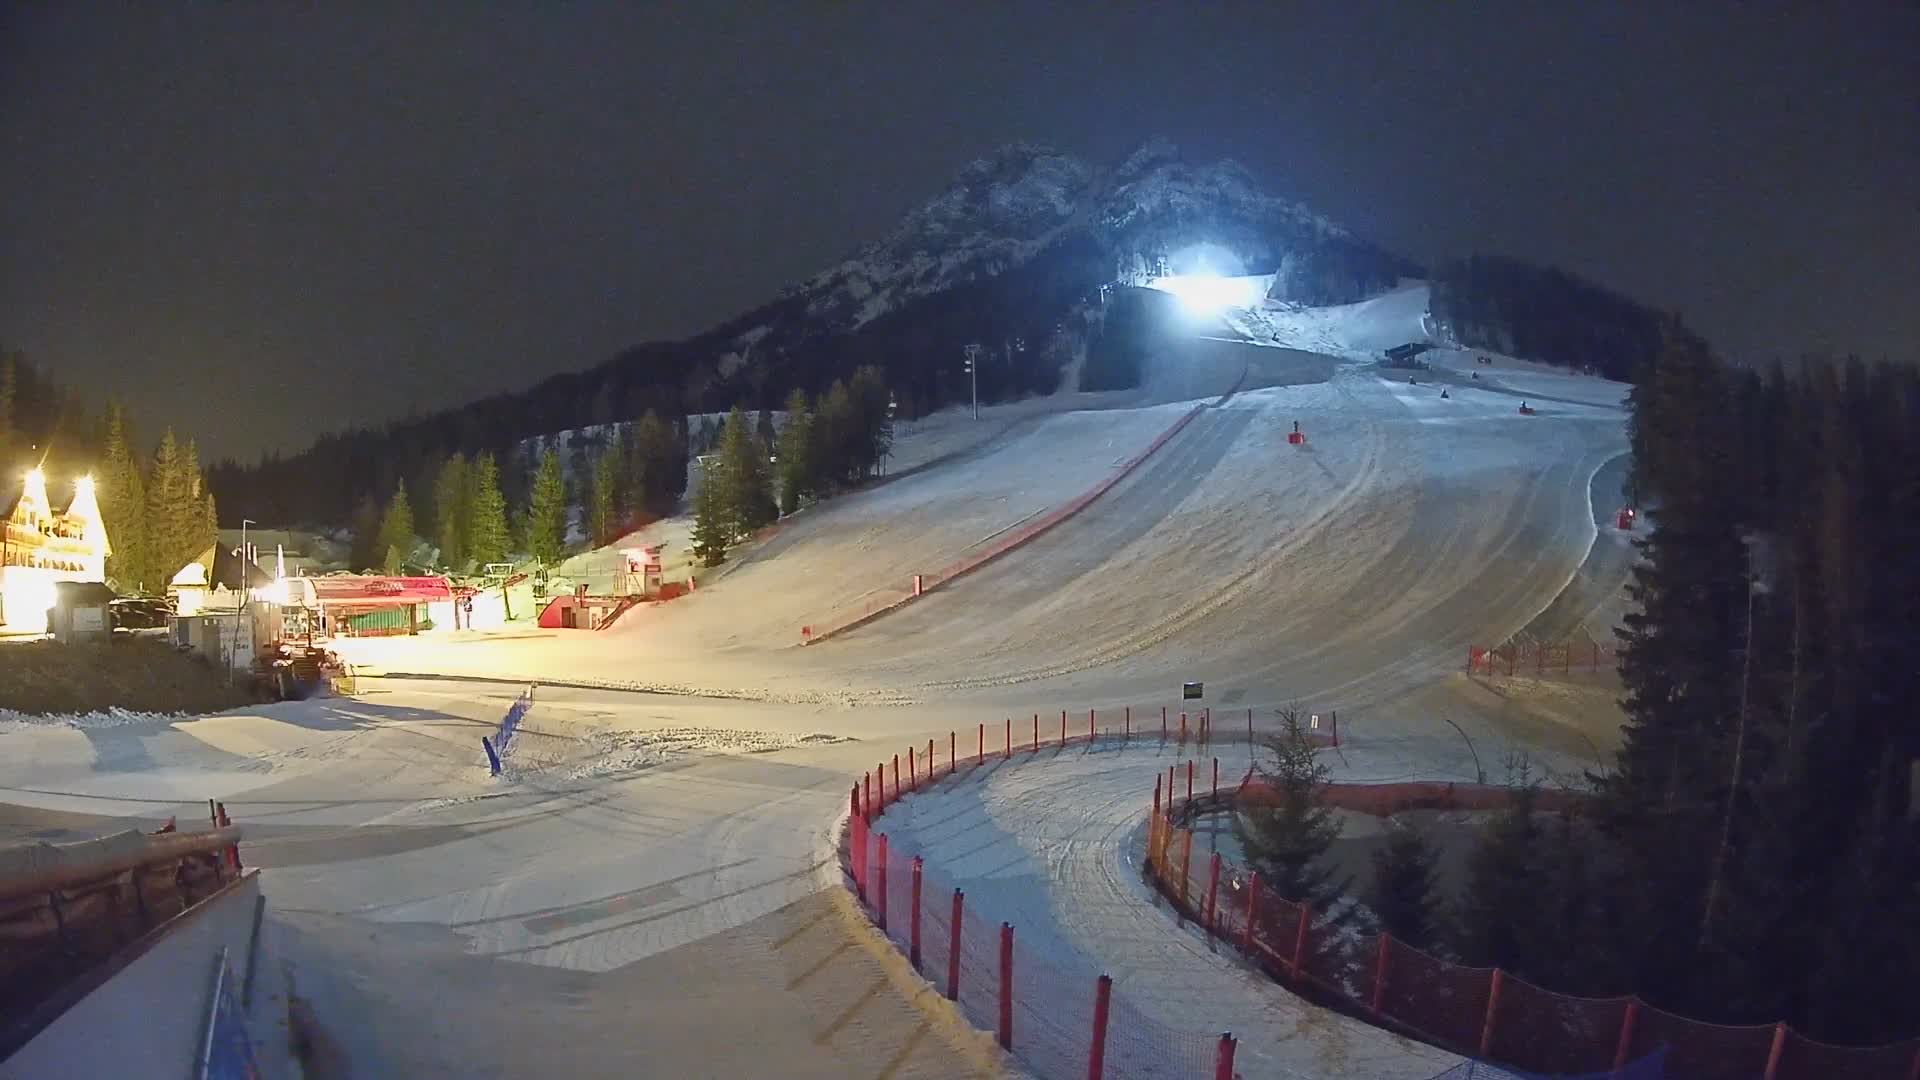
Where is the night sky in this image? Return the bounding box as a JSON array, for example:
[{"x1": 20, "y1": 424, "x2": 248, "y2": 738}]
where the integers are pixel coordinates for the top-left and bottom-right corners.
[{"x1": 4, "y1": 4, "x2": 1915, "y2": 461}]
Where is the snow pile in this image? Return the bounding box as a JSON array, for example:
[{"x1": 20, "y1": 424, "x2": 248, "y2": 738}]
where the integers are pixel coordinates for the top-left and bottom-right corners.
[
  {"x1": 1229, "y1": 281, "x2": 1436, "y2": 361},
  {"x1": 0, "y1": 707, "x2": 182, "y2": 733}
]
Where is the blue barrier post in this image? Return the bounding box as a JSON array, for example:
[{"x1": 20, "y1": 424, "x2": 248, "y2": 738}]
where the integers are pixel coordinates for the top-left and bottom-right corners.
[{"x1": 482, "y1": 737, "x2": 502, "y2": 775}]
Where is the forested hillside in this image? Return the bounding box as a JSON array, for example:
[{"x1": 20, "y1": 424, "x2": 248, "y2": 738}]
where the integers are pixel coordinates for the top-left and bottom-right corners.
[
  {"x1": 1429, "y1": 255, "x2": 1670, "y2": 380},
  {"x1": 207, "y1": 140, "x2": 1413, "y2": 530},
  {"x1": 1472, "y1": 327, "x2": 1920, "y2": 1044}
]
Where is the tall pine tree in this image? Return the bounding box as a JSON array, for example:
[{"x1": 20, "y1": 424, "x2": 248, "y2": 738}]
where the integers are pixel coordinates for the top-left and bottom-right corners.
[
  {"x1": 526, "y1": 448, "x2": 566, "y2": 565},
  {"x1": 144, "y1": 429, "x2": 195, "y2": 584},
  {"x1": 589, "y1": 444, "x2": 620, "y2": 546},
  {"x1": 376, "y1": 479, "x2": 416, "y2": 573},
  {"x1": 776, "y1": 389, "x2": 815, "y2": 516},
  {"x1": 689, "y1": 460, "x2": 729, "y2": 567},
  {"x1": 1232, "y1": 708, "x2": 1344, "y2": 905},
  {"x1": 718, "y1": 406, "x2": 775, "y2": 538},
  {"x1": 467, "y1": 452, "x2": 510, "y2": 566},
  {"x1": 434, "y1": 453, "x2": 471, "y2": 571},
  {"x1": 99, "y1": 404, "x2": 149, "y2": 591}
]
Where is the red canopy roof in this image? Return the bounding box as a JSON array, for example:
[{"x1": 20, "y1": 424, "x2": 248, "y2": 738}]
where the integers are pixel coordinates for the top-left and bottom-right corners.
[{"x1": 309, "y1": 575, "x2": 452, "y2": 606}]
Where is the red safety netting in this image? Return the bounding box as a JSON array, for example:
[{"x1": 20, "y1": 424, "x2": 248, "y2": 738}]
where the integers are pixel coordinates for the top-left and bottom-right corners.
[
  {"x1": 847, "y1": 736, "x2": 1918, "y2": 1080},
  {"x1": 1380, "y1": 937, "x2": 1494, "y2": 1056},
  {"x1": 1623, "y1": 1002, "x2": 1774, "y2": 1080},
  {"x1": 1489, "y1": 973, "x2": 1632, "y2": 1076},
  {"x1": 1773, "y1": 1028, "x2": 1920, "y2": 1080},
  {"x1": 855, "y1": 829, "x2": 1221, "y2": 1080},
  {"x1": 1144, "y1": 781, "x2": 1920, "y2": 1080}
]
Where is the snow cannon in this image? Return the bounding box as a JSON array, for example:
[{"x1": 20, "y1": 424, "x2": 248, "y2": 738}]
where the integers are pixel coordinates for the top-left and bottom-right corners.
[
  {"x1": 1518, "y1": 402, "x2": 1537, "y2": 416},
  {"x1": 1287, "y1": 420, "x2": 1305, "y2": 446},
  {"x1": 1616, "y1": 507, "x2": 1637, "y2": 531},
  {"x1": 1440, "y1": 388, "x2": 1450, "y2": 399}
]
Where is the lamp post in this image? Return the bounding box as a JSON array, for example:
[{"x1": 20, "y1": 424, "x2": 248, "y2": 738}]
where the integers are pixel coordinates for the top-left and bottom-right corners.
[{"x1": 229, "y1": 519, "x2": 254, "y2": 684}]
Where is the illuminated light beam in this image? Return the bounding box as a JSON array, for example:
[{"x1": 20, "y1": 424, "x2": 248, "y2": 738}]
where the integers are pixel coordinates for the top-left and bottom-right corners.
[{"x1": 1149, "y1": 273, "x2": 1268, "y2": 315}]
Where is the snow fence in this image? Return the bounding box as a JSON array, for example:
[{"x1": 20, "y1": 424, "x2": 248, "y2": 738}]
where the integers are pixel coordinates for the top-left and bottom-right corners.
[
  {"x1": 1148, "y1": 785, "x2": 1920, "y2": 1080},
  {"x1": 1466, "y1": 640, "x2": 1618, "y2": 678}
]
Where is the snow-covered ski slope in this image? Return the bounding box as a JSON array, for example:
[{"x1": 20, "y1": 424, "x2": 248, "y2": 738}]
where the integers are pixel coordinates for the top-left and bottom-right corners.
[{"x1": 1, "y1": 283, "x2": 1634, "y2": 1078}]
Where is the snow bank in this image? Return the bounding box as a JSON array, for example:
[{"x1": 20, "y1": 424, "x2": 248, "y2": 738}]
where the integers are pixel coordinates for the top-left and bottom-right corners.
[{"x1": 0, "y1": 707, "x2": 185, "y2": 733}]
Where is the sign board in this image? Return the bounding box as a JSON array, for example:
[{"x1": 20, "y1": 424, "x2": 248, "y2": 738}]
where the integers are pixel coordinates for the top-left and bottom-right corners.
[
  {"x1": 1182, "y1": 681, "x2": 1203, "y2": 701},
  {"x1": 72, "y1": 606, "x2": 106, "y2": 634},
  {"x1": 216, "y1": 618, "x2": 255, "y2": 673}
]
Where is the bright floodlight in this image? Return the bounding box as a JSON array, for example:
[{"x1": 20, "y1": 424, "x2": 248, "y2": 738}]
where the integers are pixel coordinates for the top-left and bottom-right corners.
[
  {"x1": 1152, "y1": 273, "x2": 1263, "y2": 315},
  {"x1": 74, "y1": 475, "x2": 94, "y2": 494}
]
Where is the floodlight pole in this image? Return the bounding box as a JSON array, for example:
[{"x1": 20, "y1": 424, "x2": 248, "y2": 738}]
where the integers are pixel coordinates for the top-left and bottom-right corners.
[{"x1": 964, "y1": 344, "x2": 982, "y2": 420}]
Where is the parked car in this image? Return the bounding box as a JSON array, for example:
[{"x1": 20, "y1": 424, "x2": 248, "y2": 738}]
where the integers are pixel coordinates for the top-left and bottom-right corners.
[{"x1": 109, "y1": 596, "x2": 173, "y2": 630}]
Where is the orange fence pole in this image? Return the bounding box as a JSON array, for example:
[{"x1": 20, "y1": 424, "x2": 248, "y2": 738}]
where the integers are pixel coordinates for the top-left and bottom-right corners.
[
  {"x1": 1480, "y1": 969, "x2": 1505, "y2": 1058},
  {"x1": 998, "y1": 923, "x2": 1014, "y2": 1050},
  {"x1": 947, "y1": 889, "x2": 964, "y2": 1000},
  {"x1": 1087, "y1": 974, "x2": 1113, "y2": 1080},
  {"x1": 979, "y1": 723, "x2": 984, "y2": 762},
  {"x1": 1187, "y1": 760, "x2": 1195, "y2": 802},
  {"x1": 1247, "y1": 707, "x2": 1253, "y2": 743},
  {"x1": 1089, "y1": 707, "x2": 1095, "y2": 743},
  {"x1": 909, "y1": 856, "x2": 924, "y2": 968},
  {"x1": 848, "y1": 810, "x2": 864, "y2": 895},
  {"x1": 876, "y1": 834, "x2": 890, "y2": 931},
  {"x1": 1612, "y1": 998, "x2": 1640, "y2": 1077},
  {"x1": 1212, "y1": 757, "x2": 1219, "y2": 798},
  {"x1": 1125, "y1": 705, "x2": 1131, "y2": 738},
  {"x1": 1033, "y1": 714, "x2": 1039, "y2": 751},
  {"x1": 1762, "y1": 1023, "x2": 1788, "y2": 1080},
  {"x1": 909, "y1": 746, "x2": 916, "y2": 788},
  {"x1": 865, "y1": 772, "x2": 873, "y2": 820},
  {"x1": 1162, "y1": 706, "x2": 1168, "y2": 740},
  {"x1": 1180, "y1": 711, "x2": 1188, "y2": 741},
  {"x1": 1005, "y1": 717, "x2": 1011, "y2": 759},
  {"x1": 1061, "y1": 709, "x2": 1067, "y2": 748},
  {"x1": 1179, "y1": 828, "x2": 1195, "y2": 922},
  {"x1": 1243, "y1": 874, "x2": 1260, "y2": 953},
  {"x1": 1213, "y1": 1033, "x2": 1236, "y2": 1080},
  {"x1": 1204, "y1": 852, "x2": 1222, "y2": 935},
  {"x1": 949, "y1": 733, "x2": 955, "y2": 777}
]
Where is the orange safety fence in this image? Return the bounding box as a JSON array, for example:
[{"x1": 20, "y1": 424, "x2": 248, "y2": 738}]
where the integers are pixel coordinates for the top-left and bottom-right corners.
[{"x1": 1146, "y1": 781, "x2": 1920, "y2": 1080}]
